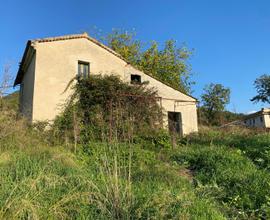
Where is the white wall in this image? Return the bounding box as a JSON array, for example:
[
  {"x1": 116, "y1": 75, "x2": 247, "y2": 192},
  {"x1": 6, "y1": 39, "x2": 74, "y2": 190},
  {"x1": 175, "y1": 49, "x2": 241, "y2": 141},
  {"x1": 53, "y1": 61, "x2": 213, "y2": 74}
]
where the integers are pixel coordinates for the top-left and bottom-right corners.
[
  {"x1": 20, "y1": 53, "x2": 36, "y2": 120},
  {"x1": 28, "y1": 37, "x2": 198, "y2": 134},
  {"x1": 244, "y1": 115, "x2": 265, "y2": 128}
]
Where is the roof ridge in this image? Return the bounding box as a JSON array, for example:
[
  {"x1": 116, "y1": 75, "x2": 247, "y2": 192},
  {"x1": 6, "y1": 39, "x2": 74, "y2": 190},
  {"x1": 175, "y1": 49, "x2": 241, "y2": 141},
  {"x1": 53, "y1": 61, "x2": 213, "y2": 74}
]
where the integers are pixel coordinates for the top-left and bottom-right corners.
[
  {"x1": 15, "y1": 33, "x2": 197, "y2": 101},
  {"x1": 31, "y1": 32, "x2": 124, "y2": 61}
]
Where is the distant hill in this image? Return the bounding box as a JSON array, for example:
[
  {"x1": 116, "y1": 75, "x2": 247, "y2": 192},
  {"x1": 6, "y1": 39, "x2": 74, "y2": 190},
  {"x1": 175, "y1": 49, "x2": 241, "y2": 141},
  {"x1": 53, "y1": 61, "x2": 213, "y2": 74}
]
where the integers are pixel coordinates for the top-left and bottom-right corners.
[
  {"x1": 2, "y1": 91, "x2": 19, "y2": 111},
  {"x1": 198, "y1": 107, "x2": 245, "y2": 126}
]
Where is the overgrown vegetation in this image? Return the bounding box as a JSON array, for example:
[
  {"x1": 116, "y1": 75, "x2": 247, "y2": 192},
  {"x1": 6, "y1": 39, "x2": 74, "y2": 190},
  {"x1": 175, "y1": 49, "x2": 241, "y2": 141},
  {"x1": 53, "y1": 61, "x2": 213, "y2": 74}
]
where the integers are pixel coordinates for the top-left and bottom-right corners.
[
  {"x1": 0, "y1": 96, "x2": 224, "y2": 219},
  {"x1": 54, "y1": 75, "x2": 162, "y2": 144},
  {"x1": 1, "y1": 83, "x2": 270, "y2": 219},
  {"x1": 198, "y1": 108, "x2": 244, "y2": 126}
]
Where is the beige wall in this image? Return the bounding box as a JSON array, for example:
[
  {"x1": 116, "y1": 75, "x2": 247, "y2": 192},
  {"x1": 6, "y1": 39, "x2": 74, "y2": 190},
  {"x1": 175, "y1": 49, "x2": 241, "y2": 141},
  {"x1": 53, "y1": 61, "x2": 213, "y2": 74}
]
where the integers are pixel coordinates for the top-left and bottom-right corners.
[
  {"x1": 263, "y1": 114, "x2": 270, "y2": 128},
  {"x1": 20, "y1": 53, "x2": 36, "y2": 120},
  {"x1": 244, "y1": 115, "x2": 268, "y2": 128},
  {"x1": 23, "y1": 37, "x2": 197, "y2": 135}
]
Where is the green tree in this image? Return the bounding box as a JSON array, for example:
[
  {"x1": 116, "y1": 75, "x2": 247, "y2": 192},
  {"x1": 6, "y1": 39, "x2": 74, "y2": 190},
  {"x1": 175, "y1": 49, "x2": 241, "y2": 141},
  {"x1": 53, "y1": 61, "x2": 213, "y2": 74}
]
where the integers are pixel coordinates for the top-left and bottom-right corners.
[
  {"x1": 106, "y1": 29, "x2": 141, "y2": 65},
  {"x1": 251, "y1": 74, "x2": 270, "y2": 104},
  {"x1": 201, "y1": 83, "x2": 230, "y2": 125},
  {"x1": 100, "y1": 29, "x2": 193, "y2": 94}
]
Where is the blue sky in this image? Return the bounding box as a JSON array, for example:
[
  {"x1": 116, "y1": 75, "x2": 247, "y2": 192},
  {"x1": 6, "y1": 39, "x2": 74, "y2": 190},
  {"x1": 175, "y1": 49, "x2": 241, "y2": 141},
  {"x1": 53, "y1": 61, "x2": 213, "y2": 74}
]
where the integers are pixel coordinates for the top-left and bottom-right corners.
[{"x1": 1, "y1": 0, "x2": 270, "y2": 113}]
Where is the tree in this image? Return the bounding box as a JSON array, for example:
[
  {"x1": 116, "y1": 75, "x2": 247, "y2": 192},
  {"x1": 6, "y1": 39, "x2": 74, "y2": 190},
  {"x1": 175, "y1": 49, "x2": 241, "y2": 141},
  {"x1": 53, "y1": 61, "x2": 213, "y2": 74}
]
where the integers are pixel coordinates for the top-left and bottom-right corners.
[
  {"x1": 0, "y1": 64, "x2": 13, "y2": 98},
  {"x1": 140, "y1": 40, "x2": 193, "y2": 93},
  {"x1": 251, "y1": 74, "x2": 270, "y2": 104},
  {"x1": 201, "y1": 83, "x2": 230, "y2": 125},
  {"x1": 100, "y1": 29, "x2": 193, "y2": 94},
  {"x1": 105, "y1": 29, "x2": 141, "y2": 65}
]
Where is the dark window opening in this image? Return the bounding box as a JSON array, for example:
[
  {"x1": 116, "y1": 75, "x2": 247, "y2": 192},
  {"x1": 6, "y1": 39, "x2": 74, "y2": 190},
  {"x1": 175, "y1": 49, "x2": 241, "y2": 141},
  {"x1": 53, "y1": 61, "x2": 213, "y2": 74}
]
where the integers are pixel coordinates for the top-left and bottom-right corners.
[
  {"x1": 168, "y1": 112, "x2": 182, "y2": 136},
  {"x1": 131, "y1": 74, "x2": 141, "y2": 84},
  {"x1": 260, "y1": 116, "x2": 263, "y2": 122},
  {"x1": 78, "y1": 61, "x2": 90, "y2": 78}
]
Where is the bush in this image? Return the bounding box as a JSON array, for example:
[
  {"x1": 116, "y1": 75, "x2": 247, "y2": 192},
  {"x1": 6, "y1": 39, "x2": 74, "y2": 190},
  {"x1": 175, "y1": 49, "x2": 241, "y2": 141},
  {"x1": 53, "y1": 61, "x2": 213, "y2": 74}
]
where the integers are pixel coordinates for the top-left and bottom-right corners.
[
  {"x1": 184, "y1": 127, "x2": 270, "y2": 171},
  {"x1": 134, "y1": 129, "x2": 172, "y2": 150},
  {"x1": 53, "y1": 75, "x2": 163, "y2": 144},
  {"x1": 172, "y1": 145, "x2": 270, "y2": 219},
  {"x1": 0, "y1": 140, "x2": 225, "y2": 219}
]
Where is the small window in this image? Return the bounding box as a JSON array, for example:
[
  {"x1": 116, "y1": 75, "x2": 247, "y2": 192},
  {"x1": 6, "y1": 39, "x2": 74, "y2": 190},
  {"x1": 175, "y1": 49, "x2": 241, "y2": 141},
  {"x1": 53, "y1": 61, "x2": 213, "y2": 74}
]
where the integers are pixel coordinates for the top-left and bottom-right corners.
[
  {"x1": 131, "y1": 74, "x2": 141, "y2": 84},
  {"x1": 78, "y1": 61, "x2": 90, "y2": 78},
  {"x1": 260, "y1": 116, "x2": 263, "y2": 122},
  {"x1": 253, "y1": 119, "x2": 255, "y2": 124}
]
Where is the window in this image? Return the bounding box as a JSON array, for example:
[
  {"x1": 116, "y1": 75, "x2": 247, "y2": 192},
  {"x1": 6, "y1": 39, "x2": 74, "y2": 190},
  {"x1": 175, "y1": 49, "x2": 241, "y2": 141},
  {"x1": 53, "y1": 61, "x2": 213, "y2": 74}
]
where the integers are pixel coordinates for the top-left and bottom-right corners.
[
  {"x1": 131, "y1": 74, "x2": 141, "y2": 84},
  {"x1": 260, "y1": 116, "x2": 263, "y2": 122},
  {"x1": 78, "y1": 61, "x2": 90, "y2": 78}
]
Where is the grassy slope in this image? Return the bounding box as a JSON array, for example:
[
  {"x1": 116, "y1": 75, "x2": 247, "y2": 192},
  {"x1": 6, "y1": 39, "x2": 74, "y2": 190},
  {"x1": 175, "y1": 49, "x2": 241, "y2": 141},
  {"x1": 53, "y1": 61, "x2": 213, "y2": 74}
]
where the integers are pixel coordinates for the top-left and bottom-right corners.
[
  {"x1": 1, "y1": 93, "x2": 270, "y2": 219},
  {"x1": 2, "y1": 91, "x2": 19, "y2": 111},
  {"x1": 0, "y1": 94, "x2": 223, "y2": 219}
]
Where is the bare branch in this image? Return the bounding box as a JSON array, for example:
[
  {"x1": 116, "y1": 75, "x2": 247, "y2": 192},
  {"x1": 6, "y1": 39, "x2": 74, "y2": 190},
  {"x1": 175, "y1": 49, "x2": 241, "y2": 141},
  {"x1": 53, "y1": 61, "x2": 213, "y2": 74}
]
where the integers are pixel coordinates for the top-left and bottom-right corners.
[{"x1": 0, "y1": 63, "x2": 13, "y2": 98}]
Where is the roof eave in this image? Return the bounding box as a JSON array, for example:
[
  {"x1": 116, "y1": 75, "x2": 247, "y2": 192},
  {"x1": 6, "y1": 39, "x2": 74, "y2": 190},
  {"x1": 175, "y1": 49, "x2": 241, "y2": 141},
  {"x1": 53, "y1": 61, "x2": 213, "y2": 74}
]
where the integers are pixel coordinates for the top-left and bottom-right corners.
[
  {"x1": 14, "y1": 33, "x2": 198, "y2": 101},
  {"x1": 14, "y1": 41, "x2": 32, "y2": 86}
]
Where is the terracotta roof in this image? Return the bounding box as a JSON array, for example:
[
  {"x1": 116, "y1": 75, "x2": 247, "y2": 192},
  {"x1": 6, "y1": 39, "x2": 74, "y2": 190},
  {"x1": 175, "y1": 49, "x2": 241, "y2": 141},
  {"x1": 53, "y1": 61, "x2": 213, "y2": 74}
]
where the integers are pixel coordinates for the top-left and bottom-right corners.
[
  {"x1": 32, "y1": 33, "x2": 125, "y2": 61},
  {"x1": 14, "y1": 33, "x2": 197, "y2": 101}
]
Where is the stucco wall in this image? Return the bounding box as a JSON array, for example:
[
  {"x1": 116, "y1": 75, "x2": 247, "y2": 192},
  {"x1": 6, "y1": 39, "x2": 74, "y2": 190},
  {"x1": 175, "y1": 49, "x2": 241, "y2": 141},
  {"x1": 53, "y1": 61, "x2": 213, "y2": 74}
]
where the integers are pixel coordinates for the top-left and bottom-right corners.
[
  {"x1": 20, "y1": 53, "x2": 36, "y2": 120},
  {"x1": 29, "y1": 37, "x2": 197, "y2": 134},
  {"x1": 245, "y1": 115, "x2": 265, "y2": 128},
  {"x1": 263, "y1": 114, "x2": 270, "y2": 128}
]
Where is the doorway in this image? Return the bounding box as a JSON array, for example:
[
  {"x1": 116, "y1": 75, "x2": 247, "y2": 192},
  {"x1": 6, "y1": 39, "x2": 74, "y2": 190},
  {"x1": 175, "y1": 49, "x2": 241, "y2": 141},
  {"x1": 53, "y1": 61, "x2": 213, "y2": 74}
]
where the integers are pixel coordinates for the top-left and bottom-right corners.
[{"x1": 168, "y1": 112, "x2": 182, "y2": 136}]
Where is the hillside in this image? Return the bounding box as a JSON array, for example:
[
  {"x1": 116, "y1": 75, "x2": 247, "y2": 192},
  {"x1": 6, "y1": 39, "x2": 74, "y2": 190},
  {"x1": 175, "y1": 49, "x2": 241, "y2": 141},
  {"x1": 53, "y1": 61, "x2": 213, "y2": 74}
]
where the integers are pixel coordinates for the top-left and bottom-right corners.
[
  {"x1": 2, "y1": 91, "x2": 19, "y2": 111},
  {"x1": 198, "y1": 107, "x2": 245, "y2": 126},
  {"x1": 0, "y1": 92, "x2": 270, "y2": 219}
]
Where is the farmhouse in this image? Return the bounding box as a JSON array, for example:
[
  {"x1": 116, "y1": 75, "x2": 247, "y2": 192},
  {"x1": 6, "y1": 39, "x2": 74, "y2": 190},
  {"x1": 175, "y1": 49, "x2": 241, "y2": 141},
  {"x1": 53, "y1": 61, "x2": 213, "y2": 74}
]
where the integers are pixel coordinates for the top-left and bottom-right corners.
[
  {"x1": 244, "y1": 108, "x2": 270, "y2": 128},
  {"x1": 14, "y1": 33, "x2": 198, "y2": 135}
]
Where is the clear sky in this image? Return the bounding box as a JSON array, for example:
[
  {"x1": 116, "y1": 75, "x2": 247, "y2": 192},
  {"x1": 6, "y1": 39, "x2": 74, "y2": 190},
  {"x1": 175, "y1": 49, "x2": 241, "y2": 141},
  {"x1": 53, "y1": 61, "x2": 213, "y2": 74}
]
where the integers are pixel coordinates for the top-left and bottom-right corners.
[{"x1": 1, "y1": 0, "x2": 270, "y2": 113}]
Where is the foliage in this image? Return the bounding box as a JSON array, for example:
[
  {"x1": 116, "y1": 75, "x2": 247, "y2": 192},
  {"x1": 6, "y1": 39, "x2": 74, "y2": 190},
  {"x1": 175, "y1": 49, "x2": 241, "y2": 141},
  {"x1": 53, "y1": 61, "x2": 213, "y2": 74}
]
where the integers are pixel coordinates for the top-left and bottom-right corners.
[
  {"x1": 106, "y1": 29, "x2": 141, "y2": 65},
  {"x1": 53, "y1": 75, "x2": 162, "y2": 143},
  {"x1": 2, "y1": 93, "x2": 270, "y2": 219},
  {"x1": 1, "y1": 91, "x2": 19, "y2": 111},
  {"x1": 201, "y1": 83, "x2": 230, "y2": 125},
  {"x1": 251, "y1": 74, "x2": 270, "y2": 104},
  {"x1": 101, "y1": 29, "x2": 194, "y2": 94},
  {"x1": 0, "y1": 104, "x2": 225, "y2": 219},
  {"x1": 134, "y1": 129, "x2": 172, "y2": 150},
  {"x1": 184, "y1": 127, "x2": 270, "y2": 171},
  {"x1": 198, "y1": 107, "x2": 244, "y2": 126},
  {"x1": 172, "y1": 144, "x2": 270, "y2": 219}
]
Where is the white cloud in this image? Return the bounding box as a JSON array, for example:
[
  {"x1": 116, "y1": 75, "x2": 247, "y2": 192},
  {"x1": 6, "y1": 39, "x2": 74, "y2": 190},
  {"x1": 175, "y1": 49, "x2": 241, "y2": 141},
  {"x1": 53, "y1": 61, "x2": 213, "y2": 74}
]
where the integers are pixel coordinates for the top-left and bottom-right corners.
[{"x1": 245, "y1": 110, "x2": 257, "y2": 115}]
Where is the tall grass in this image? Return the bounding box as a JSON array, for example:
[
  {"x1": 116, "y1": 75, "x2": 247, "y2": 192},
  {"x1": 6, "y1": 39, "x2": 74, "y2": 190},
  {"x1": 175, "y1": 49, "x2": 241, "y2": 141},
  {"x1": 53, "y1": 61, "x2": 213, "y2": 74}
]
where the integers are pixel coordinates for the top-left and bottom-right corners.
[
  {"x1": 175, "y1": 127, "x2": 270, "y2": 219},
  {"x1": 184, "y1": 126, "x2": 270, "y2": 170},
  {"x1": 0, "y1": 107, "x2": 224, "y2": 219},
  {"x1": 3, "y1": 95, "x2": 269, "y2": 219}
]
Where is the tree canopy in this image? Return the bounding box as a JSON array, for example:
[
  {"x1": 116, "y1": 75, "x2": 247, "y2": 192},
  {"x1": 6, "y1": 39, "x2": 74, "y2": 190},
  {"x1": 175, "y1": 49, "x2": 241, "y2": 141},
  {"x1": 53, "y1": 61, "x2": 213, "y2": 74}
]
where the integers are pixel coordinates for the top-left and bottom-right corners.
[
  {"x1": 99, "y1": 29, "x2": 194, "y2": 94},
  {"x1": 251, "y1": 74, "x2": 270, "y2": 104},
  {"x1": 201, "y1": 83, "x2": 230, "y2": 124}
]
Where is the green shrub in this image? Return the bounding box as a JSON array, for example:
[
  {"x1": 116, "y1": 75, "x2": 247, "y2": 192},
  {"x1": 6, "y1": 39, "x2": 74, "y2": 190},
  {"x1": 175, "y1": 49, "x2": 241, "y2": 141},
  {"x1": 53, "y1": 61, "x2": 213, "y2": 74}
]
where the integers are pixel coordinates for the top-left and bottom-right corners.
[
  {"x1": 0, "y1": 141, "x2": 225, "y2": 219},
  {"x1": 172, "y1": 145, "x2": 270, "y2": 219},
  {"x1": 134, "y1": 129, "x2": 172, "y2": 150},
  {"x1": 184, "y1": 127, "x2": 270, "y2": 171},
  {"x1": 53, "y1": 75, "x2": 163, "y2": 144}
]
